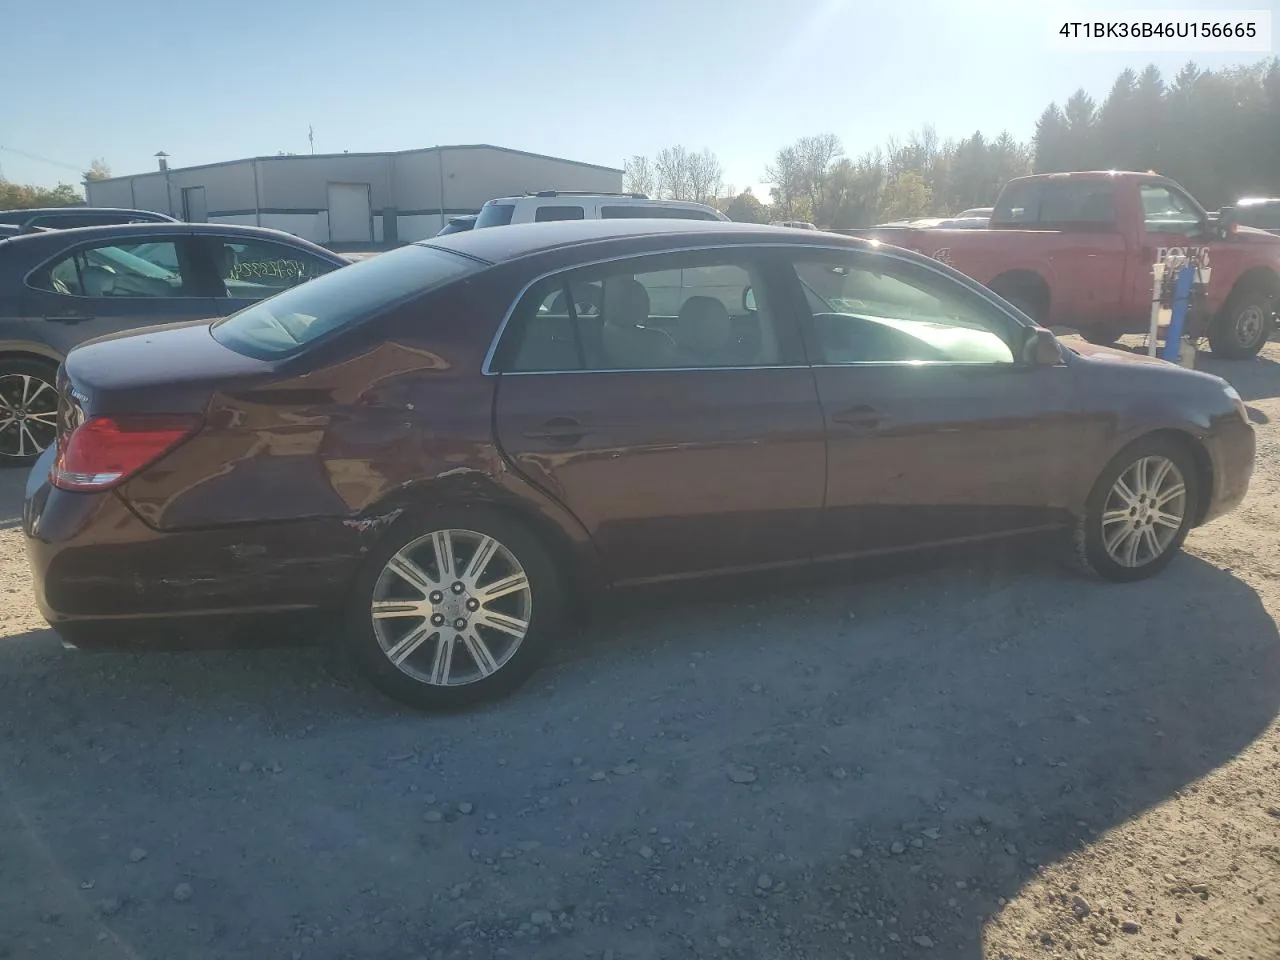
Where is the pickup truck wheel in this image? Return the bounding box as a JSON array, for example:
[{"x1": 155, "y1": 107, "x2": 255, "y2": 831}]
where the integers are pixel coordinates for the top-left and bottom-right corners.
[{"x1": 1208, "y1": 283, "x2": 1274, "y2": 359}]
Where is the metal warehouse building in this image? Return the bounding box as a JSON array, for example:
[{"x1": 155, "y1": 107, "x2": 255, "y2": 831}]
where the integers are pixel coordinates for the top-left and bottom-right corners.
[{"x1": 84, "y1": 144, "x2": 623, "y2": 246}]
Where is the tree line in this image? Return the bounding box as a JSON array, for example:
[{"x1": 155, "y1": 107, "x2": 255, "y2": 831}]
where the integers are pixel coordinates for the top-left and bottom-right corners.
[
  {"x1": 0, "y1": 158, "x2": 110, "y2": 210},
  {"x1": 625, "y1": 56, "x2": 1279, "y2": 227}
]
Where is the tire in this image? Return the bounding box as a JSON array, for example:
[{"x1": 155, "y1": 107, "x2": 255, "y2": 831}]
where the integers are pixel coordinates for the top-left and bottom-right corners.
[
  {"x1": 1207, "y1": 281, "x2": 1275, "y2": 359},
  {"x1": 0, "y1": 358, "x2": 60, "y2": 468},
  {"x1": 341, "y1": 505, "x2": 565, "y2": 711},
  {"x1": 1072, "y1": 436, "x2": 1200, "y2": 583}
]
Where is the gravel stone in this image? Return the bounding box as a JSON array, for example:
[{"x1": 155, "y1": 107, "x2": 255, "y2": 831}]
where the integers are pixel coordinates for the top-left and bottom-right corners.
[
  {"x1": 890, "y1": 841, "x2": 906, "y2": 855},
  {"x1": 128, "y1": 847, "x2": 147, "y2": 863},
  {"x1": 172, "y1": 882, "x2": 193, "y2": 903},
  {"x1": 756, "y1": 873, "x2": 773, "y2": 890},
  {"x1": 726, "y1": 765, "x2": 757, "y2": 784}
]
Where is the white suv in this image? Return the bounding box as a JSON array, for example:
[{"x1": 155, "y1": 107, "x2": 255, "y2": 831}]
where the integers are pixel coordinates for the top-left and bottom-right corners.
[{"x1": 473, "y1": 191, "x2": 729, "y2": 228}]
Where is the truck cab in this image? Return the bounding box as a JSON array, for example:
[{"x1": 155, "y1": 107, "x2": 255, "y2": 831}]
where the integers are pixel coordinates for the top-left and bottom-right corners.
[{"x1": 861, "y1": 171, "x2": 1280, "y2": 359}]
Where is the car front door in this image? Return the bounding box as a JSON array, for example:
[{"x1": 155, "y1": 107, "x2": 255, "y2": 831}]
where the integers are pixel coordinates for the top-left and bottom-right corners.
[
  {"x1": 19, "y1": 236, "x2": 221, "y2": 356},
  {"x1": 197, "y1": 235, "x2": 344, "y2": 314},
  {"x1": 490, "y1": 247, "x2": 826, "y2": 585},
  {"x1": 778, "y1": 247, "x2": 1085, "y2": 558}
]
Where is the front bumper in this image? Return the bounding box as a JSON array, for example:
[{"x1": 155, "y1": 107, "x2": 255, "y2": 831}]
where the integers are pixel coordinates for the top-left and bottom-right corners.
[
  {"x1": 1200, "y1": 415, "x2": 1255, "y2": 525},
  {"x1": 24, "y1": 447, "x2": 366, "y2": 628}
]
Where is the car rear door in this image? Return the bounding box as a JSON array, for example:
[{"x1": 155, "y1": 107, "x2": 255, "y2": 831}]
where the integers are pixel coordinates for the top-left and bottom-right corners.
[
  {"x1": 19, "y1": 234, "x2": 221, "y2": 354},
  {"x1": 490, "y1": 246, "x2": 826, "y2": 585},
  {"x1": 776, "y1": 245, "x2": 1085, "y2": 558}
]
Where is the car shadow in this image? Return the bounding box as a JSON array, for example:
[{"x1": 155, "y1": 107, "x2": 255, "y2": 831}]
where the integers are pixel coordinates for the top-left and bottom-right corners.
[
  {"x1": 1195, "y1": 349, "x2": 1280, "y2": 402},
  {"x1": 1, "y1": 535, "x2": 1275, "y2": 959}
]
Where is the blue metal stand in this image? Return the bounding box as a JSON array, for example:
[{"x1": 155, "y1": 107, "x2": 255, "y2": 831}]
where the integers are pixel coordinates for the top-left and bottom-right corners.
[{"x1": 1161, "y1": 264, "x2": 1197, "y2": 363}]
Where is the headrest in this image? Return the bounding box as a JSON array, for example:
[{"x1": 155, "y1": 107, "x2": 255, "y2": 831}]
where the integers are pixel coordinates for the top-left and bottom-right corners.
[
  {"x1": 81, "y1": 264, "x2": 116, "y2": 297},
  {"x1": 602, "y1": 277, "x2": 650, "y2": 328},
  {"x1": 676, "y1": 296, "x2": 731, "y2": 354}
]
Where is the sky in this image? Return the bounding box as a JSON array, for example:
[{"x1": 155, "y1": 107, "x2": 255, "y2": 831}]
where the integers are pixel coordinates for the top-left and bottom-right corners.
[{"x1": 1, "y1": 0, "x2": 1275, "y2": 197}]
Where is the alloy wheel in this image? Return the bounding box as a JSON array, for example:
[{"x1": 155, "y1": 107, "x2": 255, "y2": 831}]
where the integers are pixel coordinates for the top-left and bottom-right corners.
[
  {"x1": 370, "y1": 528, "x2": 532, "y2": 686},
  {"x1": 0, "y1": 373, "x2": 58, "y2": 460},
  {"x1": 1234, "y1": 304, "x2": 1267, "y2": 350},
  {"x1": 1100, "y1": 455, "x2": 1187, "y2": 568}
]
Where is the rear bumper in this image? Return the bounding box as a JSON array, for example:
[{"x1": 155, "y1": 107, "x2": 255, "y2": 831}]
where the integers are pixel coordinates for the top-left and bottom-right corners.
[
  {"x1": 24, "y1": 448, "x2": 366, "y2": 628},
  {"x1": 1200, "y1": 416, "x2": 1254, "y2": 525}
]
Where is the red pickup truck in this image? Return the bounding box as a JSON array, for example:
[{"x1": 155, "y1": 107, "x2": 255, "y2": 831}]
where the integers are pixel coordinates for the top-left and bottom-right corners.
[{"x1": 853, "y1": 171, "x2": 1280, "y2": 359}]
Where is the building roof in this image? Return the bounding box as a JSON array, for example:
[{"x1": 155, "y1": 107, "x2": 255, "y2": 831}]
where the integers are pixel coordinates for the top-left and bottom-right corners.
[{"x1": 88, "y1": 144, "x2": 623, "y2": 184}]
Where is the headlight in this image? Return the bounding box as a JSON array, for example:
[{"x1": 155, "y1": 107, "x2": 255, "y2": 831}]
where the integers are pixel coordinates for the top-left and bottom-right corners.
[{"x1": 1223, "y1": 383, "x2": 1249, "y2": 424}]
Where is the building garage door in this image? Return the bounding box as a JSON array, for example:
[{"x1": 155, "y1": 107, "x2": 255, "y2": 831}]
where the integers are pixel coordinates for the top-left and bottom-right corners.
[{"x1": 328, "y1": 182, "x2": 372, "y2": 243}]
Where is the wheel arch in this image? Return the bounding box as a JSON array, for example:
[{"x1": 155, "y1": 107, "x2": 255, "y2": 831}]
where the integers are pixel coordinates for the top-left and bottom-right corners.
[
  {"x1": 347, "y1": 470, "x2": 602, "y2": 605},
  {"x1": 0, "y1": 344, "x2": 63, "y2": 368},
  {"x1": 987, "y1": 269, "x2": 1051, "y2": 323},
  {"x1": 1223, "y1": 265, "x2": 1280, "y2": 311}
]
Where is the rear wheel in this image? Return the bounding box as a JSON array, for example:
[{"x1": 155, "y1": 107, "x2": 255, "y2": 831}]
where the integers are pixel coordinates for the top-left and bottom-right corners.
[
  {"x1": 0, "y1": 358, "x2": 59, "y2": 467},
  {"x1": 342, "y1": 506, "x2": 564, "y2": 710},
  {"x1": 1207, "y1": 281, "x2": 1274, "y2": 359},
  {"x1": 1072, "y1": 437, "x2": 1199, "y2": 582}
]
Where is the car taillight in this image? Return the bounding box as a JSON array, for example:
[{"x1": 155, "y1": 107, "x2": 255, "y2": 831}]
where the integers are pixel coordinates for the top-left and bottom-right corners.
[{"x1": 51, "y1": 414, "x2": 201, "y2": 492}]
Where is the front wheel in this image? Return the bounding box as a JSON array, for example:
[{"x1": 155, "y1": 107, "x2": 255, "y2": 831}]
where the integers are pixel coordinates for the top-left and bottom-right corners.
[
  {"x1": 342, "y1": 506, "x2": 564, "y2": 710},
  {"x1": 0, "y1": 359, "x2": 60, "y2": 467},
  {"x1": 1073, "y1": 437, "x2": 1199, "y2": 582},
  {"x1": 1207, "y1": 283, "x2": 1274, "y2": 359}
]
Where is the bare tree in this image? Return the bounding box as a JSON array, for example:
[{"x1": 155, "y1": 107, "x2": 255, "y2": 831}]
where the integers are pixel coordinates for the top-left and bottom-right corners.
[
  {"x1": 764, "y1": 145, "x2": 805, "y2": 219},
  {"x1": 623, "y1": 155, "x2": 655, "y2": 196},
  {"x1": 794, "y1": 134, "x2": 843, "y2": 220},
  {"x1": 83, "y1": 157, "x2": 111, "y2": 181},
  {"x1": 655, "y1": 145, "x2": 694, "y2": 200},
  {"x1": 687, "y1": 148, "x2": 724, "y2": 204}
]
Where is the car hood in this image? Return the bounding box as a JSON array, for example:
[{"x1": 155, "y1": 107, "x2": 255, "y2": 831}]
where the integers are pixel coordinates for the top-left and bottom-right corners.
[
  {"x1": 1235, "y1": 225, "x2": 1280, "y2": 247},
  {"x1": 1066, "y1": 341, "x2": 1173, "y2": 366}
]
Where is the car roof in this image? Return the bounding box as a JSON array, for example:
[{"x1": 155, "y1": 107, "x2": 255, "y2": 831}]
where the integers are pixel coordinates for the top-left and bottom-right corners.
[
  {"x1": 420, "y1": 218, "x2": 863, "y2": 265},
  {"x1": 0, "y1": 206, "x2": 174, "y2": 218},
  {"x1": 0, "y1": 221, "x2": 343, "y2": 260}
]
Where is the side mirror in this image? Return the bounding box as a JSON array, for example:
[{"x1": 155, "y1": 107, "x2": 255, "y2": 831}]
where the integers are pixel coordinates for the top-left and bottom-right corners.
[
  {"x1": 1216, "y1": 206, "x2": 1239, "y2": 240},
  {"x1": 1024, "y1": 327, "x2": 1063, "y2": 366},
  {"x1": 743, "y1": 287, "x2": 757, "y2": 312}
]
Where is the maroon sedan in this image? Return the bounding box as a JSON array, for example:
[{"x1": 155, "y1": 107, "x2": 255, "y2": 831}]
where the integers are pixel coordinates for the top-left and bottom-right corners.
[{"x1": 24, "y1": 221, "x2": 1254, "y2": 709}]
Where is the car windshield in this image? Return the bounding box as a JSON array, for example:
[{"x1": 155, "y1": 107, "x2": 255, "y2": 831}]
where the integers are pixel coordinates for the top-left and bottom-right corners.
[{"x1": 210, "y1": 245, "x2": 481, "y2": 359}]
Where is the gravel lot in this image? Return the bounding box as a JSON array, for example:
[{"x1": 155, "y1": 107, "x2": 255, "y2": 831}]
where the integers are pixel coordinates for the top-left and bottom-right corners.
[{"x1": 1, "y1": 339, "x2": 1278, "y2": 960}]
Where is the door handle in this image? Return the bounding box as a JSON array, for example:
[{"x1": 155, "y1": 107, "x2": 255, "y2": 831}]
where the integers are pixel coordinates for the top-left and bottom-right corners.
[
  {"x1": 831, "y1": 405, "x2": 883, "y2": 431},
  {"x1": 44, "y1": 312, "x2": 94, "y2": 324},
  {"x1": 523, "y1": 418, "x2": 589, "y2": 443}
]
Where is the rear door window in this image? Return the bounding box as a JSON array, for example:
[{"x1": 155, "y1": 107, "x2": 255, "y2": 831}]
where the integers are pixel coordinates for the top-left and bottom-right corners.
[
  {"x1": 33, "y1": 241, "x2": 199, "y2": 298},
  {"x1": 1239, "y1": 203, "x2": 1280, "y2": 230},
  {"x1": 533, "y1": 205, "x2": 586, "y2": 222},
  {"x1": 198, "y1": 236, "x2": 340, "y2": 300},
  {"x1": 992, "y1": 182, "x2": 1115, "y2": 227}
]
